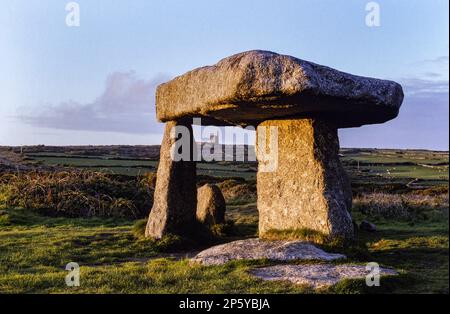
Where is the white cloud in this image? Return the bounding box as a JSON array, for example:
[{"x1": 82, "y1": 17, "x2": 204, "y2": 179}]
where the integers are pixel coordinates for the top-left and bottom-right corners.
[{"x1": 17, "y1": 71, "x2": 170, "y2": 134}]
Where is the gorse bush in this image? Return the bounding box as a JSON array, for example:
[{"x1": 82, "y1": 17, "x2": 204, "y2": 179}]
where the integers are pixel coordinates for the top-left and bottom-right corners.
[
  {"x1": 217, "y1": 179, "x2": 256, "y2": 204},
  {"x1": 0, "y1": 171, "x2": 155, "y2": 218},
  {"x1": 353, "y1": 192, "x2": 449, "y2": 221}
]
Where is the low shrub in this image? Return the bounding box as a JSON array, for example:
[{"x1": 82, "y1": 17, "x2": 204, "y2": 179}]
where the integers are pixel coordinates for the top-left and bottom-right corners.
[
  {"x1": 0, "y1": 170, "x2": 155, "y2": 218},
  {"x1": 353, "y1": 192, "x2": 449, "y2": 221},
  {"x1": 217, "y1": 179, "x2": 256, "y2": 204},
  {"x1": 209, "y1": 221, "x2": 235, "y2": 237}
]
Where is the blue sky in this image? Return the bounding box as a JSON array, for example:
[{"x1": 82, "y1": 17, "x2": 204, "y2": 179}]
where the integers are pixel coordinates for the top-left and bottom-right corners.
[{"x1": 0, "y1": 0, "x2": 448, "y2": 150}]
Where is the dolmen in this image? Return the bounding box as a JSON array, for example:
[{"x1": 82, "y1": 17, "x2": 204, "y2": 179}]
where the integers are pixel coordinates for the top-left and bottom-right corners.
[{"x1": 145, "y1": 50, "x2": 404, "y2": 241}]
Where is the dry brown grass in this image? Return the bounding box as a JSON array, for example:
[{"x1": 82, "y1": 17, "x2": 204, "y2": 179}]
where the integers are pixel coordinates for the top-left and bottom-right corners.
[
  {"x1": 217, "y1": 179, "x2": 256, "y2": 204},
  {"x1": 353, "y1": 191, "x2": 449, "y2": 220},
  {"x1": 0, "y1": 170, "x2": 155, "y2": 218}
]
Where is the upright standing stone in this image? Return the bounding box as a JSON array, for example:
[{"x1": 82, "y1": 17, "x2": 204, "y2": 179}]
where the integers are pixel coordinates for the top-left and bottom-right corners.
[
  {"x1": 196, "y1": 184, "x2": 226, "y2": 226},
  {"x1": 145, "y1": 120, "x2": 197, "y2": 238},
  {"x1": 257, "y1": 119, "x2": 353, "y2": 240}
]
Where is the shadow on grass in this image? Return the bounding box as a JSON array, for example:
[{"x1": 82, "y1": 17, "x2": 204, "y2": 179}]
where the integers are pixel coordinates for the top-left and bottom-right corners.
[{"x1": 0, "y1": 207, "x2": 133, "y2": 228}]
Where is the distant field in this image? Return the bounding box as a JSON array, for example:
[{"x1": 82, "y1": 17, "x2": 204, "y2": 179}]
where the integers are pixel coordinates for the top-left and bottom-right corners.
[
  {"x1": 341, "y1": 148, "x2": 448, "y2": 165},
  {"x1": 17, "y1": 146, "x2": 448, "y2": 185},
  {"x1": 27, "y1": 156, "x2": 256, "y2": 179}
]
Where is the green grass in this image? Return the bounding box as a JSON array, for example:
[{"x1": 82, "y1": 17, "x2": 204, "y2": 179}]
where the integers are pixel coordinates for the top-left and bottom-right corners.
[
  {"x1": 363, "y1": 222, "x2": 448, "y2": 293},
  {"x1": 28, "y1": 155, "x2": 257, "y2": 179},
  {"x1": 26, "y1": 149, "x2": 447, "y2": 183},
  {"x1": 341, "y1": 148, "x2": 449, "y2": 165},
  {"x1": 0, "y1": 209, "x2": 156, "y2": 270},
  {"x1": 365, "y1": 165, "x2": 448, "y2": 180},
  {"x1": 30, "y1": 156, "x2": 159, "y2": 168},
  {"x1": 0, "y1": 208, "x2": 309, "y2": 293},
  {"x1": 0, "y1": 258, "x2": 318, "y2": 294},
  {"x1": 0, "y1": 206, "x2": 447, "y2": 294}
]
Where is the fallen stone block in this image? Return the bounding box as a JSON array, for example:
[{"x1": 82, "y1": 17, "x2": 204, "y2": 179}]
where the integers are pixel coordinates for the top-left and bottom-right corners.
[
  {"x1": 249, "y1": 264, "x2": 398, "y2": 289},
  {"x1": 191, "y1": 238, "x2": 346, "y2": 265}
]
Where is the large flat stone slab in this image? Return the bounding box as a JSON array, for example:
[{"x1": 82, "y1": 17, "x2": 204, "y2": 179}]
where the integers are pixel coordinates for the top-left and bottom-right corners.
[
  {"x1": 191, "y1": 238, "x2": 346, "y2": 265},
  {"x1": 249, "y1": 264, "x2": 398, "y2": 289},
  {"x1": 156, "y1": 50, "x2": 403, "y2": 128}
]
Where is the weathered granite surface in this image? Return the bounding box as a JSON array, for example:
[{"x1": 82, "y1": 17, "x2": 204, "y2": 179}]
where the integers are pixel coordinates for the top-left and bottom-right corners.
[
  {"x1": 257, "y1": 119, "x2": 354, "y2": 240},
  {"x1": 196, "y1": 184, "x2": 226, "y2": 225},
  {"x1": 249, "y1": 264, "x2": 398, "y2": 289},
  {"x1": 191, "y1": 238, "x2": 346, "y2": 265},
  {"x1": 156, "y1": 50, "x2": 403, "y2": 128},
  {"x1": 145, "y1": 121, "x2": 197, "y2": 238}
]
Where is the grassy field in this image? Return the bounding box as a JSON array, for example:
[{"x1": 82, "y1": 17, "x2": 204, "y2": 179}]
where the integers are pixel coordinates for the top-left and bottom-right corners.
[
  {"x1": 0, "y1": 207, "x2": 447, "y2": 293},
  {"x1": 27, "y1": 156, "x2": 257, "y2": 179},
  {"x1": 0, "y1": 145, "x2": 448, "y2": 293},
  {"x1": 17, "y1": 146, "x2": 448, "y2": 184}
]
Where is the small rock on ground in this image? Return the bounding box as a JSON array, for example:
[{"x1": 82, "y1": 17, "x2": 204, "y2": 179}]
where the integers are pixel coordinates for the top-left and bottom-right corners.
[
  {"x1": 249, "y1": 264, "x2": 398, "y2": 289},
  {"x1": 191, "y1": 238, "x2": 346, "y2": 265}
]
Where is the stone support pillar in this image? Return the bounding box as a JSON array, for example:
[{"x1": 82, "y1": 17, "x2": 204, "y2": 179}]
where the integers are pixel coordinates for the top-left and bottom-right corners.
[
  {"x1": 145, "y1": 120, "x2": 197, "y2": 238},
  {"x1": 256, "y1": 119, "x2": 354, "y2": 240}
]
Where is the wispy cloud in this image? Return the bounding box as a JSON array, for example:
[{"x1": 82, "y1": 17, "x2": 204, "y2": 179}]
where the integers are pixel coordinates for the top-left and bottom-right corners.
[
  {"x1": 17, "y1": 71, "x2": 170, "y2": 134},
  {"x1": 409, "y1": 56, "x2": 449, "y2": 80},
  {"x1": 400, "y1": 78, "x2": 449, "y2": 97},
  {"x1": 390, "y1": 71, "x2": 449, "y2": 149},
  {"x1": 342, "y1": 59, "x2": 449, "y2": 151},
  {"x1": 398, "y1": 55, "x2": 448, "y2": 105},
  {"x1": 418, "y1": 56, "x2": 449, "y2": 65}
]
